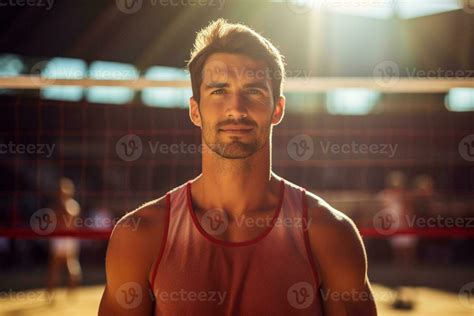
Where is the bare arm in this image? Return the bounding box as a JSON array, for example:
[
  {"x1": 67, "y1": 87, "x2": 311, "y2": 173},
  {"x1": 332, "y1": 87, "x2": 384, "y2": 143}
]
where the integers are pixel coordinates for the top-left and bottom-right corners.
[
  {"x1": 98, "y1": 197, "x2": 167, "y2": 316},
  {"x1": 306, "y1": 192, "x2": 377, "y2": 316}
]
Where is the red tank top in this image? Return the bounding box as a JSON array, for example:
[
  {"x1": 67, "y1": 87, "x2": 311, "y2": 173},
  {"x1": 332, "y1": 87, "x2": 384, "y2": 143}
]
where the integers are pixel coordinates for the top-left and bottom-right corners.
[{"x1": 148, "y1": 177, "x2": 324, "y2": 315}]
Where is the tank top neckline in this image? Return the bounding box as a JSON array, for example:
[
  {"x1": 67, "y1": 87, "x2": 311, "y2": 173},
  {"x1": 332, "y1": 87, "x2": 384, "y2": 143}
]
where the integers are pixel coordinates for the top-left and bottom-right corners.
[{"x1": 185, "y1": 178, "x2": 286, "y2": 247}]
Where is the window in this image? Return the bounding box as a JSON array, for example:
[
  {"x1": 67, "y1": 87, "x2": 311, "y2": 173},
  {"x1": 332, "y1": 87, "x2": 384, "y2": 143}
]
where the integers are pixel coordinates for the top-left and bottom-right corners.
[
  {"x1": 445, "y1": 88, "x2": 474, "y2": 112},
  {"x1": 326, "y1": 88, "x2": 380, "y2": 115},
  {"x1": 41, "y1": 58, "x2": 86, "y2": 102},
  {"x1": 86, "y1": 61, "x2": 139, "y2": 104},
  {"x1": 142, "y1": 66, "x2": 191, "y2": 108}
]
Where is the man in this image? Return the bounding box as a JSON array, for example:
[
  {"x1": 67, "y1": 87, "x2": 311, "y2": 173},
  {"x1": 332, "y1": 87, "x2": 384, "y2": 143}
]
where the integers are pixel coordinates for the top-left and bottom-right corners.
[
  {"x1": 47, "y1": 177, "x2": 82, "y2": 302},
  {"x1": 99, "y1": 19, "x2": 377, "y2": 315},
  {"x1": 377, "y1": 171, "x2": 417, "y2": 310}
]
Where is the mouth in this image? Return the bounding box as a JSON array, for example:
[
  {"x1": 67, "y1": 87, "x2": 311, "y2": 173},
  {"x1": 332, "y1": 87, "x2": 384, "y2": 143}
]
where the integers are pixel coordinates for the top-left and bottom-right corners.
[{"x1": 219, "y1": 127, "x2": 254, "y2": 134}]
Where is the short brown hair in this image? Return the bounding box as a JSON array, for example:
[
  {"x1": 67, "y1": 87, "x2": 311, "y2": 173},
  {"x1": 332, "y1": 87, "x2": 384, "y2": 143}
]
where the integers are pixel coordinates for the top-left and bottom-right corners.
[{"x1": 187, "y1": 18, "x2": 285, "y2": 104}]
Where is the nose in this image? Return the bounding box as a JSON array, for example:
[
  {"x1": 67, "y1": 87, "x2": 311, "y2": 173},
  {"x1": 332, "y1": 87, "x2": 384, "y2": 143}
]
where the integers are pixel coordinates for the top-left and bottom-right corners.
[{"x1": 225, "y1": 93, "x2": 248, "y2": 119}]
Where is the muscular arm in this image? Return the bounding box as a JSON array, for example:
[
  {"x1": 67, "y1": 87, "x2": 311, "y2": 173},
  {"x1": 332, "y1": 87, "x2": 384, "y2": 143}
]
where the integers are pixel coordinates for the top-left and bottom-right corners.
[
  {"x1": 306, "y1": 192, "x2": 377, "y2": 316},
  {"x1": 98, "y1": 197, "x2": 168, "y2": 316}
]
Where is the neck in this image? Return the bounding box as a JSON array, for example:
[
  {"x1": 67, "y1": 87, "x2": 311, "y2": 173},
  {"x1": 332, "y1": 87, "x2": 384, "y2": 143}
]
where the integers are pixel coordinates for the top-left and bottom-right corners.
[{"x1": 191, "y1": 141, "x2": 280, "y2": 217}]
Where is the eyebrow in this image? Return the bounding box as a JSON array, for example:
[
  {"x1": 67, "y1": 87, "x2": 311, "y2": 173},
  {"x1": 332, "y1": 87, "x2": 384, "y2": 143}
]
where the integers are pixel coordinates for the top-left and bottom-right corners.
[
  {"x1": 204, "y1": 82, "x2": 229, "y2": 90},
  {"x1": 204, "y1": 81, "x2": 269, "y2": 90}
]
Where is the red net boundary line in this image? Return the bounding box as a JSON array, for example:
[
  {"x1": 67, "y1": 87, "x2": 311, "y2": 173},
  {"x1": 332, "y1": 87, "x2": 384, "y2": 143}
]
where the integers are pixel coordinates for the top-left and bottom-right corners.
[
  {"x1": 0, "y1": 159, "x2": 464, "y2": 167},
  {"x1": 0, "y1": 227, "x2": 473, "y2": 239},
  {"x1": 0, "y1": 129, "x2": 470, "y2": 137}
]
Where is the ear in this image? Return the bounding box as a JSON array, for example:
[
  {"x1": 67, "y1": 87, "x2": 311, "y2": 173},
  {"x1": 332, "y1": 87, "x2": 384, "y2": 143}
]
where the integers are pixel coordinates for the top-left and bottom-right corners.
[
  {"x1": 189, "y1": 96, "x2": 202, "y2": 128},
  {"x1": 271, "y1": 95, "x2": 285, "y2": 126}
]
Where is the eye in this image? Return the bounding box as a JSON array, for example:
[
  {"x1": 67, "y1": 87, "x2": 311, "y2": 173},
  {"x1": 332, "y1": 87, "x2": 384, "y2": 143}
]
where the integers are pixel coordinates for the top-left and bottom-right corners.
[
  {"x1": 211, "y1": 89, "x2": 225, "y2": 95},
  {"x1": 247, "y1": 88, "x2": 263, "y2": 95}
]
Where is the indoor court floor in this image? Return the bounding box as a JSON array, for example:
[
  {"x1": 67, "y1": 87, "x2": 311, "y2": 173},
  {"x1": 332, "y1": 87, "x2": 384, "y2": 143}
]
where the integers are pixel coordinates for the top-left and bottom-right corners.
[{"x1": 0, "y1": 284, "x2": 472, "y2": 316}]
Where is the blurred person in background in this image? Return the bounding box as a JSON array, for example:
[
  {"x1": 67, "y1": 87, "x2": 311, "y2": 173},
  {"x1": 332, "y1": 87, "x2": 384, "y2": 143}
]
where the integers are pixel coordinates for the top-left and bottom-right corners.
[
  {"x1": 412, "y1": 175, "x2": 436, "y2": 218},
  {"x1": 412, "y1": 175, "x2": 452, "y2": 264},
  {"x1": 377, "y1": 171, "x2": 417, "y2": 310},
  {"x1": 46, "y1": 177, "x2": 82, "y2": 302}
]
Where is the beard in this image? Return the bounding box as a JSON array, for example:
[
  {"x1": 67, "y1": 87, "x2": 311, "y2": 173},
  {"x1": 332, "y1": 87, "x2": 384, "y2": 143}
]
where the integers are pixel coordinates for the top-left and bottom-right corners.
[
  {"x1": 206, "y1": 135, "x2": 259, "y2": 159},
  {"x1": 201, "y1": 118, "x2": 270, "y2": 159}
]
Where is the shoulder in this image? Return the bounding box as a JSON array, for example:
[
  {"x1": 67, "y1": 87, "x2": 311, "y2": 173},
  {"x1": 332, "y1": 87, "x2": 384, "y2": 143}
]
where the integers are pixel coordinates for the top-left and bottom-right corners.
[
  {"x1": 100, "y1": 195, "x2": 170, "y2": 314},
  {"x1": 304, "y1": 190, "x2": 359, "y2": 240},
  {"x1": 105, "y1": 194, "x2": 170, "y2": 278},
  {"x1": 304, "y1": 190, "x2": 367, "y2": 284},
  {"x1": 110, "y1": 194, "x2": 169, "y2": 245}
]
